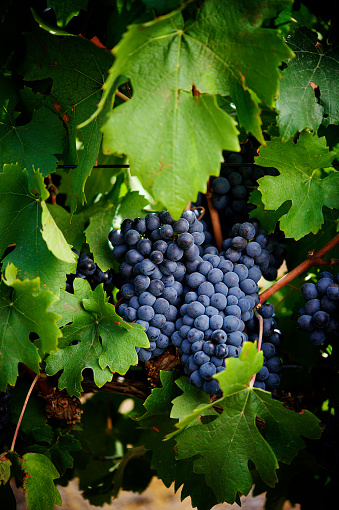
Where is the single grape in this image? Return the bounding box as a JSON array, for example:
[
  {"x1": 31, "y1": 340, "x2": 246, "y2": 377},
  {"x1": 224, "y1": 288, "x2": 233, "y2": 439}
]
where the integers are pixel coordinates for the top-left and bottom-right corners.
[
  {"x1": 125, "y1": 229, "x2": 140, "y2": 245},
  {"x1": 199, "y1": 362, "x2": 217, "y2": 380},
  {"x1": 301, "y1": 282, "x2": 318, "y2": 300},
  {"x1": 265, "y1": 356, "x2": 281, "y2": 373},
  {"x1": 312, "y1": 310, "x2": 330, "y2": 328},
  {"x1": 173, "y1": 218, "x2": 190, "y2": 233}
]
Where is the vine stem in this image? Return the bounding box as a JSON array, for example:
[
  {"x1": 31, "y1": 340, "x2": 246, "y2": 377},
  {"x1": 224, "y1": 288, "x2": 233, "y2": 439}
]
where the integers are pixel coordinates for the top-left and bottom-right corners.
[
  {"x1": 10, "y1": 374, "x2": 39, "y2": 452},
  {"x1": 259, "y1": 234, "x2": 339, "y2": 304}
]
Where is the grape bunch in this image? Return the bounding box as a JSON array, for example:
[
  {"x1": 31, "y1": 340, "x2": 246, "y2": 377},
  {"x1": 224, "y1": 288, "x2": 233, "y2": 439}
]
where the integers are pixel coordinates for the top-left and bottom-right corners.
[
  {"x1": 297, "y1": 272, "x2": 339, "y2": 345},
  {"x1": 66, "y1": 250, "x2": 112, "y2": 293},
  {"x1": 211, "y1": 138, "x2": 279, "y2": 235},
  {"x1": 109, "y1": 210, "x2": 284, "y2": 396},
  {"x1": 171, "y1": 253, "x2": 254, "y2": 395},
  {"x1": 0, "y1": 389, "x2": 11, "y2": 451},
  {"x1": 171, "y1": 220, "x2": 271, "y2": 395},
  {"x1": 109, "y1": 210, "x2": 205, "y2": 362},
  {"x1": 246, "y1": 304, "x2": 283, "y2": 392},
  {"x1": 191, "y1": 138, "x2": 286, "y2": 281}
]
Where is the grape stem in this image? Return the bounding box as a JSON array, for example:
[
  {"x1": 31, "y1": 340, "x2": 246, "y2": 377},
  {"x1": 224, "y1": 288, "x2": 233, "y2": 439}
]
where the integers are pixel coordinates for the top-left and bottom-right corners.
[
  {"x1": 206, "y1": 178, "x2": 223, "y2": 251},
  {"x1": 259, "y1": 233, "x2": 339, "y2": 304},
  {"x1": 116, "y1": 90, "x2": 129, "y2": 102},
  {"x1": 10, "y1": 374, "x2": 39, "y2": 452},
  {"x1": 249, "y1": 313, "x2": 263, "y2": 387}
]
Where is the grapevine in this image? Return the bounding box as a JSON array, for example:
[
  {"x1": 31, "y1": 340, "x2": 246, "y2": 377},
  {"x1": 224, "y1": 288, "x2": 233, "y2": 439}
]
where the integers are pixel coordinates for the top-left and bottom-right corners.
[{"x1": 1, "y1": 1, "x2": 339, "y2": 510}]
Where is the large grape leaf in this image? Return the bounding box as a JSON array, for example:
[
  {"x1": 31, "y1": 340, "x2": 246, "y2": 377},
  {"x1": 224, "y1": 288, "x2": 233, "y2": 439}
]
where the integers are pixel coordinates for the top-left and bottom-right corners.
[
  {"x1": 81, "y1": 0, "x2": 293, "y2": 216},
  {"x1": 170, "y1": 342, "x2": 322, "y2": 504},
  {"x1": 277, "y1": 27, "x2": 339, "y2": 141},
  {"x1": 0, "y1": 164, "x2": 76, "y2": 292},
  {"x1": 22, "y1": 28, "x2": 114, "y2": 213},
  {"x1": 45, "y1": 279, "x2": 149, "y2": 397},
  {"x1": 103, "y1": 92, "x2": 239, "y2": 217},
  {"x1": 0, "y1": 77, "x2": 65, "y2": 186},
  {"x1": 0, "y1": 264, "x2": 61, "y2": 391},
  {"x1": 21, "y1": 453, "x2": 62, "y2": 510},
  {"x1": 255, "y1": 132, "x2": 339, "y2": 239}
]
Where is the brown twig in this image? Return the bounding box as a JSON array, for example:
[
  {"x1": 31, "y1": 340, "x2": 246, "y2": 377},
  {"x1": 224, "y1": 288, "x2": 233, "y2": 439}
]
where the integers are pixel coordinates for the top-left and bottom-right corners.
[
  {"x1": 10, "y1": 375, "x2": 39, "y2": 452},
  {"x1": 206, "y1": 178, "x2": 223, "y2": 252},
  {"x1": 81, "y1": 376, "x2": 150, "y2": 400},
  {"x1": 259, "y1": 234, "x2": 339, "y2": 304},
  {"x1": 116, "y1": 90, "x2": 129, "y2": 102}
]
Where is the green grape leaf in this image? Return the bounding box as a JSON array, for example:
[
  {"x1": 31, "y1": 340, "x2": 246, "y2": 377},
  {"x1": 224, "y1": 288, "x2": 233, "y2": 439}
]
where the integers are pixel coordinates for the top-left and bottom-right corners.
[
  {"x1": 285, "y1": 207, "x2": 339, "y2": 268},
  {"x1": 83, "y1": 0, "x2": 293, "y2": 216},
  {"x1": 170, "y1": 343, "x2": 321, "y2": 504},
  {"x1": 138, "y1": 371, "x2": 182, "y2": 485},
  {"x1": 81, "y1": 284, "x2": 149, "y2": 372},
  {"x1": 249, "y1": 188, "x2": 291, "y2": 234},
  {"x1": 255, "y1": 132, "x2": 339, "y2": 239},
  {"x1": 85, "y1": 207, "x2": 116, "y2": 272},
  {"x1": 138, "y1": 371, "x2": 220, "y2": 509},
  {"x1": 49, "y1": 287, "x2": 86, "y2": 327},
  {"x1": 41, "y1": 203, "x2": 77, "y2": 263},
  {"x1": 46, "y1": 0, "x2": 89, "y2": 27},
  {"x1": 0, "y1": 264, "x2": 61, "y2": 391},
  {"x1": 138, "y1": 370, "x2": 181, "y2": 427},
  {"x1": 0, "y1": 455, "x2": 11, "y2": 485},
  {"x1": 277, "y1": 27, "x2": 339, "y2": 141},
  {"x1": 45, "y1": 280, "x2": 149, "y2": 396},
  {"x1": 85, "y1": 190, "x2": 148, "y2": 271},
  {"x1": 31, "y1": 433, "x2": 82, "y2": 476},
  {"x1": 21, "y1": 453, "x2": 62, "y2": 509},
  {"x1": 22, "y1": 28, "x2": 114, "y2": 213},
  {"x1": 103, "y1": 93, "x2": 239, "y2": 217},
  {"x1": 230, "y1": 81, "x2": 265, "y2": 145},
  {"x1": 0, "y1": 78, "x2": 65, "y2": 186},
  {"x1": 171, "y1": 376, "x2": 216, "y2": 422},
  {"x1": 115, "y1": 190, "x2": 149, "y2": 223},
  {"x1": 0, "y1": 164, "x2": 76, "y2": 292},
  {"x1": 46, "y1": 203, "x2": 89, "y2": 253}
]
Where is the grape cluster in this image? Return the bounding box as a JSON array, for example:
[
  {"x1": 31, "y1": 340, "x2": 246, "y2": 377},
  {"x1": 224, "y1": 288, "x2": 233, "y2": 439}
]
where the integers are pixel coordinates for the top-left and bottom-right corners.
[
  {"x1": 0, "y1": 389, "x2": 10, "y2": 451},
  {"x1": 246, "y1": 304, "x2": 283, "y2": 392},
  {"x1": 191, "y1": 138, "x2": 286, "y2": 281},
  {"x1": 66, "y1": 250, "x2": 112, "y2": 293},
  {"x1": 109, "y1": 210, "x2": 205, "y2": 362},
  {"x1": 211, "y1": 138, "x2": 279, "y2": 234},
  {"x1": 171, "y1": 220, "x2": 269, "y2": 394},
  {"x1": 172, "y1": 254, "x2": 254, "y2": 395},
  {"x1": 109, "y1": 211, "x2": 285, "y2": 396},
  {"x1": 297, "y1": 272, "x2": 339, "y2": 345}
]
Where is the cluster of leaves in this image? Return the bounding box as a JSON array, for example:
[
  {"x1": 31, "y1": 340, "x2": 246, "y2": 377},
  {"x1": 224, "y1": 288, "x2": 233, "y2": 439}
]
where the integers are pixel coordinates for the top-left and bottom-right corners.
[{"x1": 0, "y1": 0, "x2": 339, "y2": 509}]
